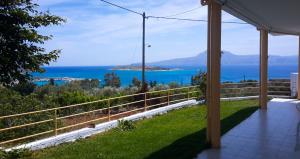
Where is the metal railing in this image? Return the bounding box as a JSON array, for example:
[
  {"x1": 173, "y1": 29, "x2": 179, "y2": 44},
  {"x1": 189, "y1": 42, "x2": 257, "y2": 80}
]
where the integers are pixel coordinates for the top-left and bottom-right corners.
[
  {"x1": 221, "y1": 81, "x2": 291, "y2": 97},
  {"x1": 0, "y1": 85, "x2": 201, "y2": 147},
  {"x1": 0, "y1": 80, "x2": 290, "y2": 147}
]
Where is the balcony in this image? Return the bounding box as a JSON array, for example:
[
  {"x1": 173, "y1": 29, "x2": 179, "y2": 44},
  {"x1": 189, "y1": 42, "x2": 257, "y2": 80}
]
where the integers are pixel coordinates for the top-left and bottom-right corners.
[{"x1": 197, "y1": 98, "x2": 300, "y2": 159}]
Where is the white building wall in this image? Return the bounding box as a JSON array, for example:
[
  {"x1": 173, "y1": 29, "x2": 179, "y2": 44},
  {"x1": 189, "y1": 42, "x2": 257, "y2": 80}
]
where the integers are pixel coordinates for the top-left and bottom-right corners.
[{"x1": 291, "y1": 73, "x2": 298, "y2": 97}]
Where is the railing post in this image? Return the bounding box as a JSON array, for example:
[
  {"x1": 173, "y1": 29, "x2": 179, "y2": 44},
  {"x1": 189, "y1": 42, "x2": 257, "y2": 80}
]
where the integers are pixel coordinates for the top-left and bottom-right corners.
[
  {"x1": 167, "y1": 90, "x2": 170, "y2": 105},
  {"x1": 54, "y1": 109, "x2": 57, "y2": 136},
  {"x1": 108, "y1": 99, "x2": 111, "y2": 121},
  {"x1": 144, "y1": 93, "x2": 147, "y2": 111}
]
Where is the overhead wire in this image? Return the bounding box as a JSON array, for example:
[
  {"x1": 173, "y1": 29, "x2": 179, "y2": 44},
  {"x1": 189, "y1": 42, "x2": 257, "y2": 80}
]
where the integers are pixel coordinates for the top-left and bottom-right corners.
[
  {"x1": 147, "y1": 16, "x2": 247, "y2": 24},
  {"x1": 99, "y1": 0, "x2": 143, "y2": 16},
  {"x1": 99, "y1": 0, "x2": 248, "y2": 25},
  {"x1": 163, "y1": 6, "x2": 203, "y2": 18},
  {"x1": 147, "y1": 16, "x2": 207, "y2": 22}
]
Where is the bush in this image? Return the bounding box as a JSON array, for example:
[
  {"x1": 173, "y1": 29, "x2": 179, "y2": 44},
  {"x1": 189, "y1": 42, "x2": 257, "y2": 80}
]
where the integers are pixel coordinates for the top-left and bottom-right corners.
[
  {"x1": 0, "y1": 87, "x2": 55, "y2": 144},
  {"x1": 131, "y1": 77, "x2": 141, "y2": 88},
  {"x1": 48, "y1": 78, "x2": 55, "y2": 86},
  {"x1": 11, "y1": 82, "x2": 36, "y2": 96},
  {"x1": 0, "y1": 148, "x2": 33, "y2": 159},
  {"x1": 67, "y1": 79, "x2": 100, "y2": 90},
  {"x1": 168, "y1": 82, "x2": 180, "y2": 89},
  {"x1": 150, "y1": 84, "x2": 169, "y2": 91},
  {"x1": 191, "y1": 71, "x2": 207, "y2": 100},
  {"x1": 104, "y1": 72, "x2": 121, "y2": 88},
  {"x1": 117, "y1": 120, "x2": 135, "y2": 131},
  {"x1": 56, "y1": 91, "x2": 93, "y2": 106},
  {"x1": 149, "y1": 81, "x2": 157, "y2": 88}
]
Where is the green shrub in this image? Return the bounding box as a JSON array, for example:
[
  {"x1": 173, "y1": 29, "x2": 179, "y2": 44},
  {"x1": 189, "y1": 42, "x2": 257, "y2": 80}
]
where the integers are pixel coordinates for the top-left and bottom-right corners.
[
  {"x1": 0, "y1": 87, "x2": 55, "y2": 144},
  {"x1": 67, "y1": 79, "x2": 100, "y2": 90},
  {"x1": 168, "y1": 82, "x2": 180, "y2": 89},
  {"x1": 191, "y1": 71, "x2": 206, "y2": 100},
  {"x1": 117, "y1": 120, "x2": 135, "y2": 131},
  {"x1": 0, "y1": 148, "x2": 33, "y2": 159},
  {"x1": 131, "y1": 77, "x2": 141, "y2": 88},
  {"x1": 104, "y1": 72, "x2": 121, "y2": 88},
  {"x1": 11, "y1": 82, "x2": 36, "y2": 96}
]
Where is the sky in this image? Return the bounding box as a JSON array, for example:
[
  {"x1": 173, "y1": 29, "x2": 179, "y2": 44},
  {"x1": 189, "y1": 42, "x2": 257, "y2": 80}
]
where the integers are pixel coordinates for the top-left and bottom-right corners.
[{"x1": 37, "y1": 0, "x2": 299, "y2": 66}]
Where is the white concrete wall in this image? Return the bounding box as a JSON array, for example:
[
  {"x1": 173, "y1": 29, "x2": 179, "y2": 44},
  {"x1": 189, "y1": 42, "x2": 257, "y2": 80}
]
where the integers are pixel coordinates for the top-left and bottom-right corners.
[{"x1": 291, "y1": 73, "x2": 298, "y2": 97}]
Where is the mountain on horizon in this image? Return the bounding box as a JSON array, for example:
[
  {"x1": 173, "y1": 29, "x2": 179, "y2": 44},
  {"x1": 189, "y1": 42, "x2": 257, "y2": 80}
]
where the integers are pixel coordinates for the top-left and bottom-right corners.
[{"x1": 143, "y1": 51, "x2": 297, "y2": 67}]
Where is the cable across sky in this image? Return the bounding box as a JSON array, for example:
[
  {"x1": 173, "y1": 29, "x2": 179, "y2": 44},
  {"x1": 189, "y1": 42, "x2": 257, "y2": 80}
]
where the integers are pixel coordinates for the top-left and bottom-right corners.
[
  {"x1": 99, "y1": 0, "x2": 143, "y2": 16},
  {"x1": 99, "y1": 0, "x2": 248, "y2": 25}
]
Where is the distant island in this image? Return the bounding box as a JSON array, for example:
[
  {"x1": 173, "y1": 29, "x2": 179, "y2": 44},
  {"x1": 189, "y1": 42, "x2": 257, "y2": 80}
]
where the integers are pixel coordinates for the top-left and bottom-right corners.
[
  {"x1": 111, "y1": 65, "x2": 179, "y2": 71},
  {"x1": 131, "y1": 51, "x2": 297, "y2": 67}
]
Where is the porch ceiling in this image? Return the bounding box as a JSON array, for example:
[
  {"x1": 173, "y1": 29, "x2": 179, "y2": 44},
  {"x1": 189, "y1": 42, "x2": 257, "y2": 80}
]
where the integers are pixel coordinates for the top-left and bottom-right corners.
[{"x1": 215, "y1": 0, "x2": 300, "y2": 35}]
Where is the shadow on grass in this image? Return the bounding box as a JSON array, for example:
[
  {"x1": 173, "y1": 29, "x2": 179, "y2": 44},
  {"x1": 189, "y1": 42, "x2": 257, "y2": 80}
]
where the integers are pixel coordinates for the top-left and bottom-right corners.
[{"x1": 145, "y1": 106, "x2": 258, "y2": 159}]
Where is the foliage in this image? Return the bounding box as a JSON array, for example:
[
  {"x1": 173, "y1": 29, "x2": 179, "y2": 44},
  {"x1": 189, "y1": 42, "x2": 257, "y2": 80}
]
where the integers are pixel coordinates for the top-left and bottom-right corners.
[
  {"x1": 0, "y1": 87, "x2": 54, "y2": 143},
  {"x1": 191, "y1": 71, "x2": 207, "y2": 100},
  {"x1": 0, "y1": 148, "x2": 33, "y2": 159},
  {"x1": 223, "y1": 81, "x2": 233, "y2": 84},
  {"x1": 240, "y1": 79, "x2": 258, "y2": 83},
  {"x1": 141, "y1": 82, "x2": 149, "y2": 92},
  {"x1": 149, "y1": 84, "x2": 169, "y2": 91},
  {"x1": 104, "y1": 72, "x2": 121, "y2": 88},
  {"x1": 55, "y1": 91, "x2": 94, "y2": 106},
  {"x1": 49, "y1": 78, "x2": 55, "y2": 86},
  {"x1": 168, "y1": 82, "x2": 180, "y2": 89},
  {"x1": 70, "y1": 79, "x2": 99, "y2": 90},
  {"x1": 131, "y1": 77, "x2": 141, "y2": 88},
  {"x1": 0, "y1": 74, "x2": 206, "y2": 146},
  {"x1": 10, "y1": 82, "x2": 36, "y2": 96},
  {"x1": 149, "y1": 80, "x2": 157, "y2": 88},
  {"x1": 117, "y1": 120, "x2": 135, "y2": 131},
  {"x1": 0, "y1": 0, "x2": 65, "y2": 86}
]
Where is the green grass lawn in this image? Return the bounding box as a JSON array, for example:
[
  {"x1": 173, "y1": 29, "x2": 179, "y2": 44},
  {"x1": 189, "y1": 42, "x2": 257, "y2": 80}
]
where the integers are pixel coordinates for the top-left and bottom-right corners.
[{"x1": 34, "y1": 100, "x2": 258, "y2": 159}]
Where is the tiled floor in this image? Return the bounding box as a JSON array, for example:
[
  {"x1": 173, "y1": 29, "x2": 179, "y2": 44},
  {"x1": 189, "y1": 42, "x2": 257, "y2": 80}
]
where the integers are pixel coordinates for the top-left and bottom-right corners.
[{"x1": 197, "y1": 98, "x2": 300, "y2": 159}]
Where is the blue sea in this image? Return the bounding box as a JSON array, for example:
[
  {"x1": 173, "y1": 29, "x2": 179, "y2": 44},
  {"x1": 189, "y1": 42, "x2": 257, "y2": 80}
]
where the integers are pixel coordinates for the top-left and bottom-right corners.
[{"x1": 32, "y1": 65, "x2": 298, "y2": 86}]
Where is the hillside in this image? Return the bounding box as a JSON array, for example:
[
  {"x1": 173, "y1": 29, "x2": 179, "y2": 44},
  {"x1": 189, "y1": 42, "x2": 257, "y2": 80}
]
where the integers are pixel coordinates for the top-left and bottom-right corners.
[{"x1": 146, "y1": 51, "x2": 297, "y2": 67}]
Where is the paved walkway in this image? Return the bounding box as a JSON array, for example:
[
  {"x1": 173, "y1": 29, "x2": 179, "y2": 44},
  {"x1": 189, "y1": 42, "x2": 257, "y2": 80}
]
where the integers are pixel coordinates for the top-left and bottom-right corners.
[{"x1": 197, "y1": 98, "x2": 300, "y2": 159}]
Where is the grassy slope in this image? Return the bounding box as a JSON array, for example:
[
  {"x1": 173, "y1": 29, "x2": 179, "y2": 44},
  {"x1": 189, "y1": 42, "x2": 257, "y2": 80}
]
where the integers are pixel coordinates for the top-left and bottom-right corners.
[{"x1": 34, "y1": 100, "x2": 258, "y2": 159}]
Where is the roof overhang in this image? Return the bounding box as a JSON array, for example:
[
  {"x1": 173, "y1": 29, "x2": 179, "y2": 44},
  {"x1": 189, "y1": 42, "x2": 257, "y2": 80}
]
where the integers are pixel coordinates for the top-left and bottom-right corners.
[{"x1": 214, "y1": 0, "x2": 300, "y2": 36}]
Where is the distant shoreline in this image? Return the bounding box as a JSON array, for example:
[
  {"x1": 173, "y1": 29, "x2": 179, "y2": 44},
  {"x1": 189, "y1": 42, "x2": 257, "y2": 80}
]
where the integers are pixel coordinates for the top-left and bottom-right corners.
[
  {"x1": 111, "y1": 66, "x2": 181, "y2": 71},
  {"x1": 110, "y1": 68, "x2": 182, "y2": 71},
  {"x1": 33, "y1": 77, "x2": 88, "y2": 82},
  {"x1": 31, "y1": 65, "x2": 296, "y2": 87}
]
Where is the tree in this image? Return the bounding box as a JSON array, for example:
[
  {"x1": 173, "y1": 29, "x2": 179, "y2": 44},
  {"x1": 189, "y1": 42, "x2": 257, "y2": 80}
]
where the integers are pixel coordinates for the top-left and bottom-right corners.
[
  {"x1": 149, "y1": 80, "x2": 157, "y2": 88},
  {"x1": 11, "y1": 81, "x2": 36, "y2": 95},
  {"x1": 0, "y1": 0, "x2": 65, "y2": 86},
  {"x1": 75, "y1": 79, "x2": 99, "y2": 89},
  {"x1": 104, "y1": 72, "x2": 121, "y2": 88},
  {"x1": 191, "y1": 71, "x2": 207, "y2": 100},
  {"x1": 168, "y1": 82, "x2": 180, "y2": 89},
  {"x1": 49, "y1": 78, "x2": 55, "y2": 86},
  {"x1": 131, "y1": 77, "x2": 141, "y2": 88}
]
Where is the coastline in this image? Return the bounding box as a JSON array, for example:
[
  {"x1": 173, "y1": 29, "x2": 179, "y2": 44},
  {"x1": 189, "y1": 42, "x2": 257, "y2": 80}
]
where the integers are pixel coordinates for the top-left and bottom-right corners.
[
  {"x1": 31, "y1": 65, "x2": 297, "y2": 87},
  {"x1": 109, "y1": 68, "x2": 182, "y2": 71}
]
